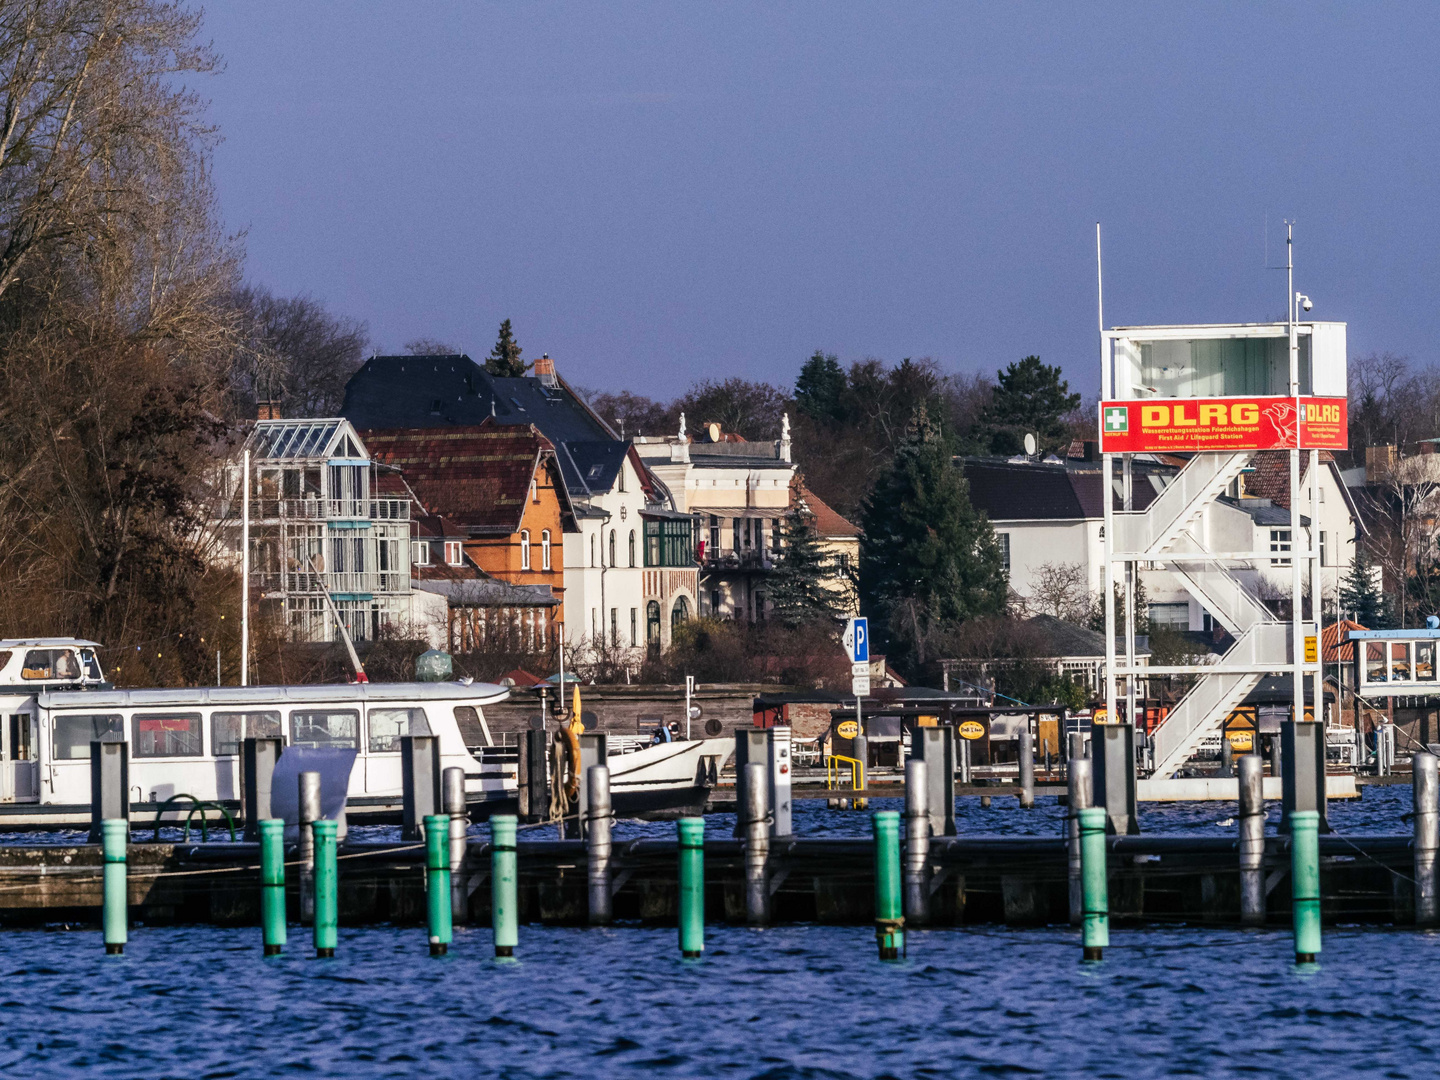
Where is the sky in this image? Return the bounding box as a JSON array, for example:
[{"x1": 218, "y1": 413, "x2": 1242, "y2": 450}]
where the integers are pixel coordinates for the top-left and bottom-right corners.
[{"x1": 201, "y1": 2, "x2": 1440, "y2": 401}]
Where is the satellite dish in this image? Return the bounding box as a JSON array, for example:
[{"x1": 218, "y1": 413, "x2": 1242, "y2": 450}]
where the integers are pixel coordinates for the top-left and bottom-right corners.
[
  {"x1": 1023, "y1": 433, "x2": 1037, "y2": 456},
  {"x1": 707, "y1": 422, "x2": 721, "y2": 442}
]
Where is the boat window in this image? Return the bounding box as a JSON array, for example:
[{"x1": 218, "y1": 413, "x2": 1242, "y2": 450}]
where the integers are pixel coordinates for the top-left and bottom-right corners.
[
  {"x1": 1419, "y1": 642, "x2": 1437, "y2": 681},
  {"x1": 78, "y1": 649, "x2": 103, "y2": 680},
  {"x1": 0, "y1": 650, "x2": 11, "y2": 672},
  {"x1": 290, "y1": 709, "x2": 360, "y2": 750},
  {"x1": 454, "y1": 706, "x2": 489, "y2": 745},
  {"x1": 133, "y1": 713, "x2": 204, "y2": 757},
  {"x1": 212, "y1": 711, "x2": 284, "y2": 756},
  {"x1": 52, "y1": 714, "x2": 123, "y2": 759},
  {"x1": 367, "y1": 707, "x2": 430, "y2": 753},
  {"x1": 22, "y1": 649, "x2": 81, "y2": 680}
]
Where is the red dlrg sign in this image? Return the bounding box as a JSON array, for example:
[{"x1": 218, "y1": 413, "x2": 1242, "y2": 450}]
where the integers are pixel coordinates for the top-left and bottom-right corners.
[{"x1": 1099, "y1": 396, "x2": 1347, "y2": 453}]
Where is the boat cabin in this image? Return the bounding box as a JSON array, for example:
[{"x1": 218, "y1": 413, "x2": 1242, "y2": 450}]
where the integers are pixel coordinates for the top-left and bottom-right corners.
[
  {"x1": 9, "y1": 680, "x2": 511, "y2": 823},
  {"x1": 0, "y1": 638, "x2": 108, "y2": 803}
]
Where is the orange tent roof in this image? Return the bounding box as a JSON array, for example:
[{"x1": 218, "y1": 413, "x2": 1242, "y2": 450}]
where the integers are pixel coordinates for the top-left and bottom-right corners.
[{"x1": 1322, "y1": 619, "x2": 1368, "y2": 664}]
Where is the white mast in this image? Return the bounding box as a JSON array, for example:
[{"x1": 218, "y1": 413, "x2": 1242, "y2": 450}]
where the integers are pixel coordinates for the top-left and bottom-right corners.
[{"x1": 241, "y1": 448, "x2": 250, "y2": 687}]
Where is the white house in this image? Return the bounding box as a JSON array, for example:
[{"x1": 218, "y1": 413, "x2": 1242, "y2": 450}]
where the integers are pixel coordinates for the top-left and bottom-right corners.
[{"x1": 964, "y1": 448, "x2": 1362, "y2": 632}]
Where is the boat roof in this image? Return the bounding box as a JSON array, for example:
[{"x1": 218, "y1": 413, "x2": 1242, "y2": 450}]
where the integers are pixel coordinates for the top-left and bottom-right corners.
[
  {"x1": 37, "y1": 680, "x2": 510, "y2": 710},
  {"x1": 0, "y1": 638, "x2": 102, "y2": 649}
]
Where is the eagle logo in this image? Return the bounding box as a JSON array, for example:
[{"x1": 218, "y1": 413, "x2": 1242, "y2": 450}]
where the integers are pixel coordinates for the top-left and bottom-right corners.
[{"x1": 1263, "y1": 401, "x2": 1297, "y2": 446}]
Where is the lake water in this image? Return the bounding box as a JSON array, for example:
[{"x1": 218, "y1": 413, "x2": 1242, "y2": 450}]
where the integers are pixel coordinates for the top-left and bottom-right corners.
[
  {"x1": 0, "y1": 783, "x2": 1426, "y2": 1077},
  {"x1": 6, "y1": 920, "x2": 1440, "y2": 1078}
]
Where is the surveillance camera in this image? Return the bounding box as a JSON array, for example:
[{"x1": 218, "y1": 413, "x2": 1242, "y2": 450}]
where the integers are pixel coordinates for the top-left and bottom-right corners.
[{"x1": 1302, "y1": 297, "x2": 1312, "y2": 311}]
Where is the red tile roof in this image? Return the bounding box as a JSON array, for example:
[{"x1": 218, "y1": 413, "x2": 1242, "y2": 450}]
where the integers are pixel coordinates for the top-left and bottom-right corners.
[
  {"x1": 360, "y1": 419, "x2": 560, "y2": 535},
  {"x1": 1322, "y1": 618, "x2": 1368, "y2": 664},
  {"x1": 795, "y1": 484, "x2": 860, "y2": 538}
]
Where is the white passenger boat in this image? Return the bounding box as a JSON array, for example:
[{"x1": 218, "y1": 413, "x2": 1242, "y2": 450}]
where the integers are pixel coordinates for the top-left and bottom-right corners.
[{"x1": 0, "y1": 639, "x2": 731, "y2": 828}]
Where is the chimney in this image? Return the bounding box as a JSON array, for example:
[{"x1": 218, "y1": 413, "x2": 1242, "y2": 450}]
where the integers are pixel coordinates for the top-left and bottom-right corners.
[
  {"x1": 1366, "y1": 444, "x2": 1397, "y2": 484},
  {"x1": 1083, "y1": 440, "x2": 1100, "y2": 462},
  {"x1": 256, "y1": 399, "x2": 281, "y2": 421},
  {"x1": 533, "y1": 353, "x2": 557, "y2": 388}
]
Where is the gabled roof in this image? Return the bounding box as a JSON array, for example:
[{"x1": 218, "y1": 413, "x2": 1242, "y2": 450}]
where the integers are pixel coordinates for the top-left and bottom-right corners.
[
  {"x1": 245, "y1": 418, "x2": 365, "y2": 462},
  {"x1": 341, "y1": 355, "x2": 631, "y2": 496},
  {"x1": 795, "y1": 484, "x2": 859, "y2": 538},
  {"x1": 359, "y1": 419, "x2": 573, "y2": 536}
]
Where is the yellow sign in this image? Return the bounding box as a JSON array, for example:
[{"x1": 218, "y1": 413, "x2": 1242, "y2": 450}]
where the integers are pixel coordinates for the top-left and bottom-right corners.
[
  {"x1": 958, "y1": 720, "x2": 986, "y2": 741},
  {"x1": 836, "y1": 720, "x2": 860, "y2": 739},
  {"x1": 1304, "y1": 636, "x2": 1318, "y2": 664},
  {"x1": 1226, "y1": 730, "x2": 1254, "y2": 752}
]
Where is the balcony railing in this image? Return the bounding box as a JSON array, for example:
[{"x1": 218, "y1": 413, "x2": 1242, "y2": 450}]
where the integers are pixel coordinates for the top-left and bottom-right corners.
[
  {"x1": 702, "y1": 549, "x2": 774, "y2": 571},
  {"x1": 221, "y1": 498, "x2": 410, "y2": 522},
  {"x1": 254, "y1": 571, "x2": 408, "y2": 597}
]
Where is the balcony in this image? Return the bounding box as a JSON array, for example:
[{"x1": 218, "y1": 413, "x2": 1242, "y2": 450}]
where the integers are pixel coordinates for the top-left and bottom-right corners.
[
  {"x1": 701, "y1": 548, "x2": 774, "y2": 572},
  {"x1": 254, "y1": 570, "x2": 408, "y2": 598},
  {"x1": 223, "y1": 498, "x2": 410, "y2": 522}
]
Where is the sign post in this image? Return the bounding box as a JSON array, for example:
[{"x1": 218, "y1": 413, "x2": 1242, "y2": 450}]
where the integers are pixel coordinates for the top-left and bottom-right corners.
[
  {"x1": 844, "y1": 618, "x2": 870, "y2": 765},
  {"x1": 685, "y1": 675, "x2": 695, "y2": 740}
]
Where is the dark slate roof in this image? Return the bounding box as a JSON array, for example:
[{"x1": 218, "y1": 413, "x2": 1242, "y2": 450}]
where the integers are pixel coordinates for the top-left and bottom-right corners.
[
  {"x1": 1219, "y1": 496, "x2": 1310, "y2": 528},
  {"x1": 359, "y1": 421, "x2": 565, "y2": 536},
  {"x1": 414, "y1": 579, "x2": 559, "y2": 608},
  {"x1": 340, "y1": 355, "x2": 622, "y2": 495},
  {"x1": 962, "y1": 459, "x2": 1165, "y2": 521},
  {"x1": 1243, "y1": 674, "x2": 1331, "y2": 705}
]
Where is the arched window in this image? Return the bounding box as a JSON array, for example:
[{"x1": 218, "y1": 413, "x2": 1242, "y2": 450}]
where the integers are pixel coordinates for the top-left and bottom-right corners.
[
  {"x1": 628, "y1": 530, "x2": 636, "y2": 567},
  {"x1": 671, "y1": 595, "x2": 690, "y2": 630},
  {"x1": 609, "y1": 530, "x2": 616, "y2": 567},
  {"x1": 520, "y1": 529, "x2": 531, "y2": 571},
  {"x1": 646, "y1": 601, "x2": 661, "y2": 644},
  {"x1": 541, "y1": 529, "x2": 551, "y2": 570}
]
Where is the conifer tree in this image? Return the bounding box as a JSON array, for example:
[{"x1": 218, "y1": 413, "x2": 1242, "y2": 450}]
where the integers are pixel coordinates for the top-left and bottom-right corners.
[
  {"x1": 768, "y1": 502, "x2": 849, "y2": 624},
  {"x1": 975, "y1": 355, "x2": 1081, "y2": 456},
  {"x1": 794, "y1": 350, "x2": 847, "y2": 424},
  {"x1": 1339, "y1": 546, "x2": 1393, "y2": 628},
  {"x1": 486, "y1": 319, "x2": 527, "y2": 377},
  {"x1": 860, "y1": 407, "x2": 1007, "y2": 668}
]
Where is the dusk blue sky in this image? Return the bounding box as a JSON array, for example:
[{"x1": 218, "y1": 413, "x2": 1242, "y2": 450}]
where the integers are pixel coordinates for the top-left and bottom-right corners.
[{"x1": 202, "y1": 3, "x2": 1438, "y2": 401}]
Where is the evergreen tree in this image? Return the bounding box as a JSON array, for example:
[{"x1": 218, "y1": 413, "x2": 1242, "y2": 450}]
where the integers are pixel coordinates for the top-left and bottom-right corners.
[
  {"x1": 767, "y1": 502, "x2": 849, "y2": 624},
  {"x1": 794, "y1": 351, "x2": 847, "y2": 424},
  {"x1": 859, "y1": 407, "x2": 1007, "y2": 669},
  {"x1": 975, "y1": 355, "x2": 1081, "y2": 456},
  {"x1": 486, "y1": 319, "x2": 527, "y2": 377},
  {"x1": 1339, "y1": 546, "x2": 1393, "y2": 628}
]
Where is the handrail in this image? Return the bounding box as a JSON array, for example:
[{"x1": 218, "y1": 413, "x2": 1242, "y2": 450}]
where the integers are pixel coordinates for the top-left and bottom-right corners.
[
  {"x1": 150, "y1": 793, "x2": 236, "y2": 843},
  {"x1": 825, "y1": 754, "x2": 865, "y2": 792}
]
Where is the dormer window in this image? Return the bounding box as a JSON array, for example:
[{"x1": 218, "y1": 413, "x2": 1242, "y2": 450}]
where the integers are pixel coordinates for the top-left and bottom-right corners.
[
  {"x1": 412, "y1": 541, "x2": 431, "y2": 566},
  {"x1": 444, "y1": 541, "x2": 463, "y2": 566}
]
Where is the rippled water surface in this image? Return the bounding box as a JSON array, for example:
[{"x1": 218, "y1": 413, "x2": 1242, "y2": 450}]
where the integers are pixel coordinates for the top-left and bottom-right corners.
[{"x1": 6, "y1": 921, "x2": 1440, "y2": 1078}]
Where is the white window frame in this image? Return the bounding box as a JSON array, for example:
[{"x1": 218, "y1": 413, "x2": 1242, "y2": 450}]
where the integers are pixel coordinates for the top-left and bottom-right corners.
[
  {"x1": 520, "y1": 529, "x2": 531, "y2": 571},
  {"x1": 444, "y1": 541, "x2": 463, "y2": 567},
  {"x1": 541, "y1": 529, "x2": 551, "y2": 570},
  {"x1": 998, "y1": 533, "x2": 1011, "y2": 574},
  {"x1": 1270, "y1": 529, "x2": 1291, "y2": 567},
  {"x1": 412, "y1": 540, "x2": 430, "y2": 566}
]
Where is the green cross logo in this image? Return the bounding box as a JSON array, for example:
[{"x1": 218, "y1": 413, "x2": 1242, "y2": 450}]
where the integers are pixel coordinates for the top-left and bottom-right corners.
[{"x1": 1104, "y1": 407, "x2": 1128, "y2": 433}]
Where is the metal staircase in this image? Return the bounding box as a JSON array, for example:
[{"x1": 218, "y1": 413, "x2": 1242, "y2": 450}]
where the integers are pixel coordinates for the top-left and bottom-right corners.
[{"x1": 1112, "y1": 452, "x2": 1291, "y2": 777}]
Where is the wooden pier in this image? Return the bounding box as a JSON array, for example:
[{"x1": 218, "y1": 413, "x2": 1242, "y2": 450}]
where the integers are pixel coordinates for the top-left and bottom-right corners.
[{"x1": 0, "y1": 832, "x2": 1416, "y2": 928}]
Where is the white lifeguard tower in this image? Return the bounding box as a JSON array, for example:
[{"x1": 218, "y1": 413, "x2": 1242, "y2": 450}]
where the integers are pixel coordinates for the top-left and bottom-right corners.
[{"x1": 1098, "y1": 226, "x2": 1349, "y2": 779}]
